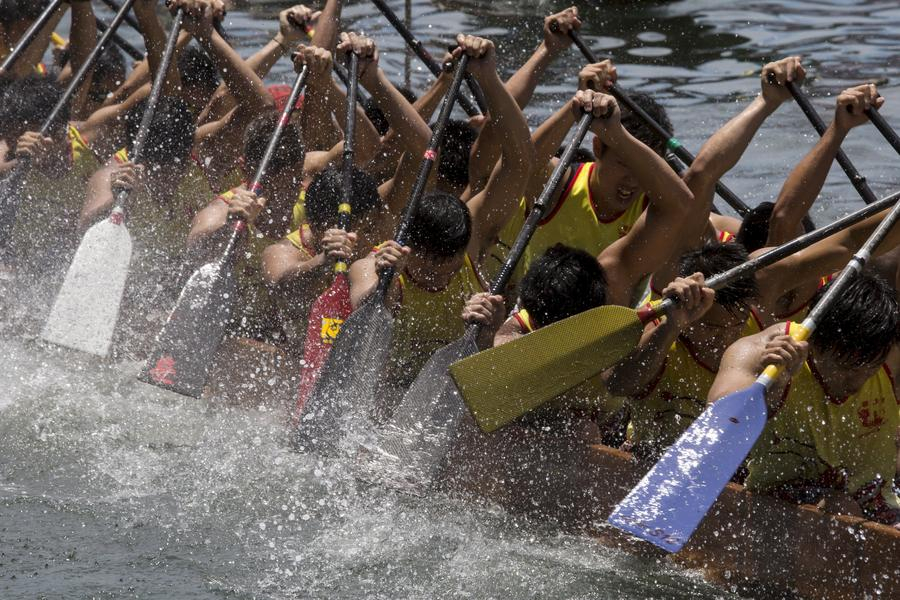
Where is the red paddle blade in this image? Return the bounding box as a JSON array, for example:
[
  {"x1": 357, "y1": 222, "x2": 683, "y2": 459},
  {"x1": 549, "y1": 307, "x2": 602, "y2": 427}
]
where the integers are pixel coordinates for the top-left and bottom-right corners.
[{"x1": 294, "y1": 274, "x2": 352, "y2": 419}]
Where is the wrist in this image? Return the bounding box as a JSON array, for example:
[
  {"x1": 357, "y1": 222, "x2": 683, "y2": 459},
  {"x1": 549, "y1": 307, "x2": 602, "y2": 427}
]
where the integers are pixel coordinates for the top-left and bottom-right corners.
[
  {"x1": 757, "y1": 93, "x2": 781, "y2": 115},
  {"x1": 273, "y1": 33, "x2": 289, "y2": 52}
]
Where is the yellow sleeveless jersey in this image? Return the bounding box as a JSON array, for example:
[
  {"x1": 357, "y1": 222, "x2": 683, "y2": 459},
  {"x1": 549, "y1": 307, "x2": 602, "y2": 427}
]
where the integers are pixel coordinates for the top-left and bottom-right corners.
[
  {"x1": 482, "y1": 162, "x2": 648, "y2": 286},
  {"x1": 386, "y1": 254, "x2": 485, "y2": 386},
  {"x1": 627, "y1": 311, "x2": 763, "y2": 458},
  {"x1": 746, "y1": 322, "x2": 900, "y2": 518},
  {"x1": 512, "y1": 308, "x2": 624, "y2": 419},
  {"x1": 10, "y1": 124, "x2": 102, "y2": 264}
]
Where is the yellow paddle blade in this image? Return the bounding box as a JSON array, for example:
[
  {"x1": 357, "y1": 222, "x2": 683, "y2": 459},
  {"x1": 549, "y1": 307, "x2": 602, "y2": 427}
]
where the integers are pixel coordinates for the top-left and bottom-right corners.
[{"x1": 449, "y1": 305, "x2": 644, "y2": 433}]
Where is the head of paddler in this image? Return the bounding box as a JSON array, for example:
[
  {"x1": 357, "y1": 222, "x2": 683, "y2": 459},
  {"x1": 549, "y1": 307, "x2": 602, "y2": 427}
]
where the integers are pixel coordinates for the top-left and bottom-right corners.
[
  {"x1": 305, "y1": 166, "x2": 380, "y2": 258},
  {"x1": 178, "y1": 45, "x2": 221, "y2": 115},
  {"x1": 676, "y1": 242, "x2": 758, "y2": 350},
  {"x1": 806, "y1": 272, "x2": 900, "y2": 398},
  {"x1": 121, "y1": 96, "x2": 196, "y2": 198},
  {"x1": 241, "y1": 112, "x2": 305, "y2": 235},
  {"x1": 401, "y1": 190, "x2": 472, "y2": 291},
  {"x1": 0, "y1": 76, "x2": 68, "y2": 164},
  {"x1": 53, "y1": 43, "x2": 126, "y2": 114},
  {"x1": 520, "y1": 244, "x2": 607, "y2": 330},
  {"x1": 591, "y1": 90, "x2": 671, "y2": 215},
  {"x1": 432, "y1": 119, "x2": 477, "y2": 197},
  {"x1": 736, "y1": 201, "x2": 815, "y2": 253}
]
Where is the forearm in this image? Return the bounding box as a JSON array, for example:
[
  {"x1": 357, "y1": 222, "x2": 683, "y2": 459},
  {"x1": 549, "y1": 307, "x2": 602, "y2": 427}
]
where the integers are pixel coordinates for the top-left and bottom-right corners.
[
  {"x1": 67, "y1": 1, "x2": 98, "y2": 119},
  {"x1": 367, "y1": 69, "x2": 430, "y2": 155},
  {"x1": 768, "y1": 123, "x2": 846, "y2": 245},
  {"x1": 198, "y1": 30, "x2": 270, "y2": 111},
  {"x1": 13, "y1": 5, "x2": 66, "y2": 78},
  {"x1": 605, "y1": 321, "x2": 678, "y2": 396},
  {"x1": 413, "y1": 74, "x2": 451, "y2": 123},
  {"x1": 320, "y1": 77, "x2": 381, "y2": 165},
  {"x1": 608, "y1": 127, "x2": 694, "y2": 213},
  {"x1": 685, "y1": 96, "x2": 777, "y2": 196},
  {"x1": 301, "y1": 77, "x2": 340, "y2": 152},
  {"x1": 532, "y1": 102, "x2": 575, "y2": 171},
  {"x1": 310, "y1": 0, "x2": 341, "y2": 52},
  {"x1": 477, "y1": 67, "x2": 532, "y2": 163},
  {"x1": 504, "y1": 42, "x2": 554, "y2": 110},
  {"x1": 133, "y1": 2, "x2": 180, "y2": 95}
]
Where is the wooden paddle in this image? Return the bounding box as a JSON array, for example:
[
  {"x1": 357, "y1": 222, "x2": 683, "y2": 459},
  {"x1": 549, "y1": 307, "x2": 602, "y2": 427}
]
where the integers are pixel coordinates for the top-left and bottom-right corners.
[
  {"x1": 373, "y1": 111, "x2": 597, "y2": 485},
  {"x1": 369, "y1": 0, "x2": 484, "y2": 118},
  {"x1": 0, "y1": 0, "x2": 139, "y2": 249},
  {"x1": 565, "y1": 29, "x2": 750, "y2": 216},
  {"x1": 40, "y1": 7, "x2": 183, "y2": 357},
  {"x1": 138, "y1": 65, "x2": 311, "y2": 397},
  {"x1": 0, "y1": 0, "x2": 66, "y2": 77},
  {"x1": 608, "y1": 186, "x2": 900, "y2": 554},
  {"x1": 293, "y1": 53, "x2": 360, "y2": 415},
  {"x1": 449, "y1": 189, "x2": 900, "y2": 432},
  {"x1": 293, "y1": 54, "x2": 472, "y2": 455},
  {"x1": 785, "y1": 80, "x2": 878, "y2": 204}
]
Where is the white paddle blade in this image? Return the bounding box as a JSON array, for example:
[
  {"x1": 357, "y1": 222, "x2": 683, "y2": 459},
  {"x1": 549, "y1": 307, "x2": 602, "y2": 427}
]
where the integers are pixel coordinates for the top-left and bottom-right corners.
[
  {"x1": 607, "y1": 382, "x2": 769, "y2": 552},
  {"x1": 42, "y1": 215, "x2": 132, "y2": 356}
]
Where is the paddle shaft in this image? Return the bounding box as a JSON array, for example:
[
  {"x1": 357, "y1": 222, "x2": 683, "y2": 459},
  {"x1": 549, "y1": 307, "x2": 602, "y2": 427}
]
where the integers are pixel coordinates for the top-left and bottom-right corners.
[
  {"x1": 370, "y1": 0, "x2": 483, "y2": 118},
  {"x1": 0, "y1": 0, "x2": 66, "y2": 76},
  {"x1": 333, "y1": 60, "x2": 370, "y2": 105},
  {"x1": 97, "y1": 0, "x2": 142, "y2": 33},
  {"x1": 786, "y1": 81, "x2": 877, "y2": 204},
  {"x1": 650, "y1": 188, "x2": 900, "y2": 318},
  {"x1": 864, "y1": 106, "x2": 900, "y2": 157},
  {"x1": 375, "y1": 54, "x2": 471, "y2": 296},
  {"x1": 335, "y1": 53, "x2": 360, "y2": 272},
  {"x1": 567, "y1": 30, "x2": 749, "y2": 216},
  {"x1": 96, "y1": 17, "x2": 144, "y2": 61}
]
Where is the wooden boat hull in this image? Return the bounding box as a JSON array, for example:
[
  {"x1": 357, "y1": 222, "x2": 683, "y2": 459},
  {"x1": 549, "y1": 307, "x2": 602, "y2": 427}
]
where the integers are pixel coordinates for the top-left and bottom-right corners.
[{"x1": 440, "y1": 416, "x2": 900, "y2": 600}]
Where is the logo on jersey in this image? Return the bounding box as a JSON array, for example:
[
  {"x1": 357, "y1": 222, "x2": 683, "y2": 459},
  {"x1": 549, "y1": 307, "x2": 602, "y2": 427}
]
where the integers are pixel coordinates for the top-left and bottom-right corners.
[
  {"x1": 858, "y1": 396, "x2": 886, "y2": 429},
  {"x1": 320, "y1": 318, "x2": 344, "y2": 344}
]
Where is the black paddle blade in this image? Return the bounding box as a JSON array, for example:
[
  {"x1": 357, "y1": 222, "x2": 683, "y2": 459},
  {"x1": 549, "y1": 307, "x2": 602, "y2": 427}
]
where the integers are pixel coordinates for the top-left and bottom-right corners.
[
  {"x1": 138, "y1": 258, "x2": 236, "y2": 398},
  {"x1": 293, "y1": 297, "x2": 393, "y2": 455},
  {"x1": 369, "y1": 331, "x2": 479, "y2": 488}
]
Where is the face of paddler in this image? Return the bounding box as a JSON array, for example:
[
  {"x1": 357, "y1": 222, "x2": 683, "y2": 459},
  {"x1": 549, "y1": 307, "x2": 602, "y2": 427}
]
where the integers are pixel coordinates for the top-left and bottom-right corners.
[
  {"x1": 404, "y1": 248, "x2": 465, "y2": 292},
  {"x1": 810, "y1": 347, "x2": 884, "y2": 399},
  {"x1": 592, "y1": 138, "x2": 641, "y2": 213}
]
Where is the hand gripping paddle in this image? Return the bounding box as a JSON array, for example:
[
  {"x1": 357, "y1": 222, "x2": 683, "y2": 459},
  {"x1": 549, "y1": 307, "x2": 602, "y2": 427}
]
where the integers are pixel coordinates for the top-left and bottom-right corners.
[
  {"x1": 138, "y1": 65, "x2": 311, "y2": 397},
  {"x1": 41, "y1": 6, "x2": 181, "y2": 357},
  {"x1": 609, "y1": 188, "x2": 900, "y2": 553},
  {"x1": 293, "y1": 54, "x2": 471, "y2": 455},
  {"x1": 449, "y1": 189, "x2": 900, "y2": 432}
]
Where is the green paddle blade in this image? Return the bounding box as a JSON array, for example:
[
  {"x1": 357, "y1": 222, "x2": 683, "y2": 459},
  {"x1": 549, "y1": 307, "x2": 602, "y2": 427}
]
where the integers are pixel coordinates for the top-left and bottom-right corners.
[
  {"x1": 41, "y1": 212, "x2": 132, "y2": 356},
  {"x1": 449, "y1": 304, "x2": 644, "y2": 432}
]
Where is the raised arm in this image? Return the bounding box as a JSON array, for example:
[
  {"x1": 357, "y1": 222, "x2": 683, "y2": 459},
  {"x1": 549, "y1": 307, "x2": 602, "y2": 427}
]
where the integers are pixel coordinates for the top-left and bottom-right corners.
[
  {"x1": 10, "y1": 2, "x2": 66, "y2": 78},
  {"x1": 63, "y1": 1, "x2": 97, "y2": 119},
  {"x1": 460, "y1": 34, "x2": 535, "y2": 260},
  {"x1": 683, "y1": 57, "x2": 803, "y2": 217},
  {"x1": 766, "y1": 84, "x2": 882, "y2": 246},
  {"x1": 135, "y1": 0, "x2": 185, "y2": 96},
  {"x1": 309, "y1": 0, "x2": 341, "y2": 53}
]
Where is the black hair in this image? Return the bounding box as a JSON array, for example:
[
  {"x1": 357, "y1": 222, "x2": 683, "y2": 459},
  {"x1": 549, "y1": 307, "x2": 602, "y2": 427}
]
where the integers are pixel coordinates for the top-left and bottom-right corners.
[
  {"x1": 520, "y1": 244, "x2": 607, "y2": 328},
  {"x1": 678, "y1": 242, "x2": 758, "y2": 315},
  {"x1": 0, "y1": 0, "x2": 52, "y2": 25},
  {"x1": 406, "y1": 190, "x2": 471, "y2": 258},
  {"x1": 617, "y1": 89, "x2": 671, "y2": 157},
  {"x1": 436, "y1": 119, "x2": 476, "y2": 188},
  {"x1": 178, "y1": 45, "x2": 220, "y2": 98},
  {"x1": 0, "y1": 76, "x2": 66, "y2": 141},
  {"x1": 363, "y1": 86, "x2": 417, "y2": 136},
  {"x1": 305, "y1": 166, "x2": 380, "y2": 232},
  {"x1": 555, "y1": 145, "x2": 596, "y2": 163},
  {"x1": 808, "y1": 271, "x2": 900, "y2": 368},
  {"x1": 736, "y1": 201, "x2": 816, "y2": 254},
  {"x1": 122, "y1": 96, "x2": 195, "y2": 168},
  {"x1": 54, "y1": 42, "x2": 126, "y2": 104},
  {"x1": 243, "y1": 111, "x2": 305, "y2": 179}
]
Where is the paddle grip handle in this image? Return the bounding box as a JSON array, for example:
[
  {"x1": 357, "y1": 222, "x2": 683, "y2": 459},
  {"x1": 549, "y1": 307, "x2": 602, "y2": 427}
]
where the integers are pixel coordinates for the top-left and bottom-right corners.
[
  {"x1": 336, "y1": 53, "x2": 360, "y2": 274},
  {"x1": 785, "y1": 80, "x2": 877, "y2": 204},
  {"x1": 758, "y1": 323, "x2": 812, "y2": 389},
  {"x1": 370, "y1": 0, "x2": 482, "y2": 117},
  {"x1": 864, "y1": 105, "x2": 900, "y2": 156},
  {"x1": 40, "y1": 0, "x2": 139, "y2": 137},
  {"x1": 0, "y1": 0, "x2": 66, "y2": 76},
  {"x1": 487, "y1": 112, "x2": 594, "y2": 296},
  {"x1": 96, "y1": 17, "x2": 144, "y2": 62},
  {"x1": 375, "y1": 53, "x2": 470, "y2": 296},
  {"x1": 567, "y1": 29, "x2": 748, "y2": 216}
]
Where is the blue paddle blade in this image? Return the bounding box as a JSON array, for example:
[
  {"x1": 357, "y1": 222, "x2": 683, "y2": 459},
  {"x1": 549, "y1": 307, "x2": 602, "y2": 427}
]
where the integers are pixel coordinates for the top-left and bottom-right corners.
[{"x1": 608, "y1": 381, "x2": 769, "y2": 553}]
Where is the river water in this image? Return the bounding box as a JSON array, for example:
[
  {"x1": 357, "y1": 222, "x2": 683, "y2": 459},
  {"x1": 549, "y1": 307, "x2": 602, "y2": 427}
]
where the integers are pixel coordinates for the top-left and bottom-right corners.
[{"x1": 3, "y1": 1, "x2": 900, "y2": 598}]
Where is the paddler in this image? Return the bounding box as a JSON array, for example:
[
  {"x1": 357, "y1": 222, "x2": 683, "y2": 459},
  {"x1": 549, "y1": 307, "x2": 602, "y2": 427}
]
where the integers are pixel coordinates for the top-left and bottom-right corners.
[
  {"x1": 348, "y1": 33, "x2": 535, "y2": 394},
  {"x1": 709, "y1": 273, "x2": 900, "y2": 529}
]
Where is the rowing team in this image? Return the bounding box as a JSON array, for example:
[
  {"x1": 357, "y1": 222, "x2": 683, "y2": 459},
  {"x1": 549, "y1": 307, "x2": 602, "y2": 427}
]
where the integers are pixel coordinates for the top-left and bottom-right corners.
[{"x1": 2, "y1": 1, "x2": 899, "y2": 528}]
